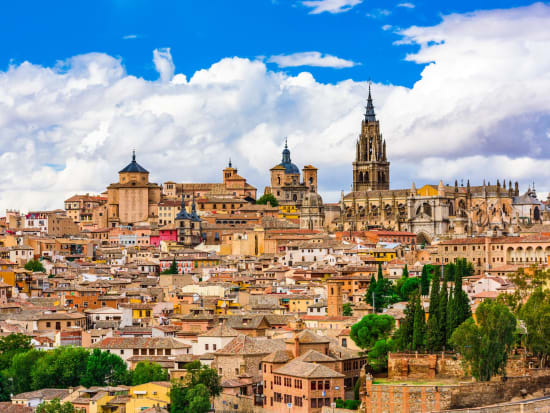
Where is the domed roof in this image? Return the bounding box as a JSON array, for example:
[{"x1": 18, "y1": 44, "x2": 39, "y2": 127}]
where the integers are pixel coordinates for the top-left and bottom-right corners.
[
  {"x1": 303, "y1": 190, "x2": 323, "y2": 207},
  {"x1": 277, "y1": 140, "x2": 300, "y2": 175},
  {"x1": 119, "y1": 151, "x2": 149, "y2": 174}
]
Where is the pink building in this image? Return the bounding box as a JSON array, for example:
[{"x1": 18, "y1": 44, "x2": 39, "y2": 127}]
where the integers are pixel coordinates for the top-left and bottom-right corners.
[{"x1": 151, "y1": 225, "x2": 178, "y2": 247}]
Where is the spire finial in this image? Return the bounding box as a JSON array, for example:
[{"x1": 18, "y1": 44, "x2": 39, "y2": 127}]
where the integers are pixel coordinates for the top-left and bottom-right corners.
[
  {"x1": 132, "y1": 149, "x2": 136, "y2": 162},
  {"x1": 284, "y1": 137, "x2": 288, "y2": 149},
  {"x1": 228, "y1": 157, "x2": 232, "y2": 168},
  {"x1": 364, "y1": 81, "x2": 376, "y2": 122}
]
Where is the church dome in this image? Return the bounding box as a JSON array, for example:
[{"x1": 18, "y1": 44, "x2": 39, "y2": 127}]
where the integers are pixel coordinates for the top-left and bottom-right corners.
[
  {"x1": 303, "y1": 190, "x2": 323, "y2": 207},
  {"x1": 277, "y1": 140, "x2": 300, "y2": 175}
]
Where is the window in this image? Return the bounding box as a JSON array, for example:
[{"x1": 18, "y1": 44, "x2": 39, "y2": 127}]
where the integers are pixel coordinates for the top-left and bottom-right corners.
[
  {"x1": 274, "y1": 376, "x2": 281, "y2": 385},
  {"x1": 120, "y1": 350, "x2": 124, "y2": 355},
  {"x1": 294, "y1": 379, "x2": 302, "y2": 389},
  {"x1": 311, "y1": 399, "x2": 317, "y2": 408},
  {"x1": 205, "y1": 344, "x2": 209, "y2": 350},
  {"x1": 311, "y1": 381, "x2": 316, "y2": 390},
  {"x1": 274, "y1": 392, "x2": 282, "y2": 403},
  {"x1": 284, "y1": 394, "x2": 292, "y2": 404},
  {"x1": 325, "y1": 380, "x2": 330, "y2": 390},
  {"x1": 284, "y1": 377, "x2": 292, "y2": 387},
  {"x1": 294, "y1": 396, "x2": 302, "y2": 407}
]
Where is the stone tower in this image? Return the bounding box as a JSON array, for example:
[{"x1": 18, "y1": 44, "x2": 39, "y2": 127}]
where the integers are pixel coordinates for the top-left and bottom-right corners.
[
  {"x1": 352, "y1": 85, "x2": 390, "y2": 192},
  {"x1": 327, "y1": 279, "x2": 343, "y2": 318}
]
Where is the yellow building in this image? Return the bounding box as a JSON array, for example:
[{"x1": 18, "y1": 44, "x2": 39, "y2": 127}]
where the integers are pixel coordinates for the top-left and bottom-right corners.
[
  {"x1": 366, "y1": 248, "x2": 397, "y2": 262},
  {"x1": 0, "y1": 260, "x2": 16, "y2": 287},
  {"x1": 286, "y1": 295, "x2": 314, "y2": 313}
]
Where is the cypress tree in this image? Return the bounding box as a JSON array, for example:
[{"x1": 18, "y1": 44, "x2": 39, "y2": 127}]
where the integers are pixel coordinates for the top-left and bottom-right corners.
[
  {"x1": 366, "y1": 274, "x2": 377, "y2": 310},
  {"x1": 412, "y1": 293, "x2": 426, "y2": 351},
  {"x1": 439, "y1": 281, "x2": 448, "y2": 349},
  {"x1": 377, "y1": 263, "x2": 383, "y2": 282},
  {"x1": 402, "y1": 264, "x2": 409, "y2": 278},
  {"x1": 420, "y1": 265, "x2": 430, "y2": 296},
  {"x1": 454, "y1": 270, "x2": 472, "y2": 325},
  {"x1": 398, "y1": 292, "x2": 417, "y2": 350},
  {"x1": 446, "y1": 286, "x2": 454, "y2": 343},
  {"x1": 426, "y1": 275, "x2": 441, "y2": 351},
  {"x1": 169, "y1": 258, "x2": 178, "y2": 274}
]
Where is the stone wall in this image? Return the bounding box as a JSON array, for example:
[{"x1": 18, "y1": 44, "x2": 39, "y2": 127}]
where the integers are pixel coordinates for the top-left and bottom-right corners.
[
  {"x1": 361, "y1": 368, "x2": 550, "y2": 413},
  {"x1": 439, "y1": 396, "x2": 550, "y2": 412},
  {"x1": 388, "y1": 353, "x2": 528, "y2": 380},
  {"x1": 214, "y1": 393, "x2": 264, "y2": 413},
  {"x1": 388, "y1": 352, "x2": 464, "y2": 380}
]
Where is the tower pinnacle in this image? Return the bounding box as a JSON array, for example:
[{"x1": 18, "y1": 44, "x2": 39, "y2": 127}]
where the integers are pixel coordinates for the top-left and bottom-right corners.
[{"x1": 364, "y1": 82, "x2": 376, "y2": 122}]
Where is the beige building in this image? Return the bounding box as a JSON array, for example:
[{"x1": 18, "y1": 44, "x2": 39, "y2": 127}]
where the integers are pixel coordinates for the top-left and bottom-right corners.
[
  {"x1": 435, "y1": 234, "x2": 550, "y2": 273},
  {"x1": 164, "y1": 160, "x2": 257, "y2": 200},
  {"x1": 265, "y1": 141, "x2": 318, "y2": 210},
  {"x1": 106, "y1": 151, "x2": 162, "y2": 227}
]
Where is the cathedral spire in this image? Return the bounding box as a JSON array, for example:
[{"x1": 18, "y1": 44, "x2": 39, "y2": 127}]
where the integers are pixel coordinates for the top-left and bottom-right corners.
[
  {"x1": 282, "y1": 138, "x2": 291, "y2": 164},
  {"x1": 364, "y1": 82, "x2": 376, "y2": 122}
]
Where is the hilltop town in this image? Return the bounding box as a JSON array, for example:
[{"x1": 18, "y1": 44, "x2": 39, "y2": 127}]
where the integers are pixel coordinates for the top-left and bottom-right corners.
[{"x1": 1, "y1": 92, "x2": 550, "y2": 413}]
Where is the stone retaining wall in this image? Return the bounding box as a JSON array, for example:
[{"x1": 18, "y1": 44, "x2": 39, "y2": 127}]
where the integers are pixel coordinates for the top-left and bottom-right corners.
[{"x1": 361, "y1": 368, "x2": 550, "y2": 413}]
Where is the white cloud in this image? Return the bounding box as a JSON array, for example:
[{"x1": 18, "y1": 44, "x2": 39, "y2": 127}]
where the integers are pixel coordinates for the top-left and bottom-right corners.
[
  {"x1": 153, "y1": 48, "x2": 175, "y2": 82},
  {"x1": 122, "y1": 34, "x2": 138, "y2": 40},
  {"x1": 397, "y1": 2, "x2": 415, "y2": 8},
  {"x1": 302, "y1": 0, "x2": 362, "y2": 14},
  {"x1": 366, "y1": 8, "x2": 392, "y2": 19},
  {"x1": 382, "y1": 24, "x2": 393, "y2": 31},
  {"x1": 268, "y1": 52, "x2": 358, "y2": 68},
  {"x1": 2, "y1": 3, "x2": 550, "y2": 213}
]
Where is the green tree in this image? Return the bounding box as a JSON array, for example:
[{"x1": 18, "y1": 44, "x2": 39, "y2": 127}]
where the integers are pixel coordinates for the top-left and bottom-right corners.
[
  {"x1": 450, "y1": 300, "x2": 516, "y2": 381},
  {"x1": 365, "y1": 274, "x2": 377, "y2": 310},
  {"x1": 183, "y1": 361, "x2": 222, "y2": 398},
  {"x1": 426, "y1": 275, "x2": 441, "y2": 351},
  {"x1": 412, "y1": 293, "x2": 426, "y2": 350},
  {"x1": 81, "y1": 349, "x2": 128, "y2": 387},
  {"x1": 170, "y1": 381, "x2": 188, "y2": 413},
  {"x1": 402, "y1": 264, "x2": 409, "y2": 278},
  {"x1": 438, "y1": 281, "x2": 449, "y2": 349},
  {"x1": 506, "y1": 268, "x2": 550, "y2": 313},
  {"x1": 8, "y1": 349, "x2": 45, "y2": 395},
  {"x1": 518, "y1": 288, "x2": 550, "y2": 367},
  {"x1": 395, "y1": 294, "x2": 417, "y2": 351},
  {"x1": 420, "y1": 265, "x2": 430, "y2": 296},
  {"x1": 131, "y1": 362, "x2": 170, "y2": 385},
  {"x1": 447, "y1": 270, "x2": 472, "y2": 344},
  {"x1": 350, "y1": 314, "x2": 395, "y2": 350},
  {"x1": 342, "y1": 303, "x2": 353, "y2": 317},
  {"x1": 24, "y1": 259, "x2": 45, "y2": 273},
  {"x1": 186, "y1": 383, "x2": 211, "y2": 413},
  {"x1": 31, "y1": 347, "x2": 89, "y2": 389},
  {"x1": 0, "y1": 333, "x2": 32, "y2": 370},
  {"x1": 36, "y1": 399, "x2": 75, "y2": 413},
  {"x1": 399, "y1": 277, "x2": 421, "y2": 301},
  {"x1": 256, "y1": 193, "x2": 278, "y2": 207},
  {"x1": 162, "y1": 258, "x2": 178, "y2": 274},
  {"x1": 367, "y1": 339, "x2": 395, "y2": 372}
]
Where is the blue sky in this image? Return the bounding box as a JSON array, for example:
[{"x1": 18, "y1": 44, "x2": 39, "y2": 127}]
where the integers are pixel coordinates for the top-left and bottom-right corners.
[
  {"x1": 1, "y1": 1, "x2": 550, "y2": 211},
  {"x1": 0, "y1": 0, "x2": 532, "y2": 86}
]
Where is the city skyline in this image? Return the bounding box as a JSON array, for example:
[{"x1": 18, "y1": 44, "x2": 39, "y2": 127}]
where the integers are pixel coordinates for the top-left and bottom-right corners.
[{"x1": 2, "y1": 1, "x2": 550, "y2": 212}]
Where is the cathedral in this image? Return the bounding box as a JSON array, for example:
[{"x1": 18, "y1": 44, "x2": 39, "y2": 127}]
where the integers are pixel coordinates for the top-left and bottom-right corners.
[{"x1": 339, "y1": 89, "x2": 532, "y2": 243}]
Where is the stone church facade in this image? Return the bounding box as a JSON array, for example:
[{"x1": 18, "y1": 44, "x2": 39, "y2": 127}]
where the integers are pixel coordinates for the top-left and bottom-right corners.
[{"x1": 339, "y1": 89, "x2": 524, "y2": 243}]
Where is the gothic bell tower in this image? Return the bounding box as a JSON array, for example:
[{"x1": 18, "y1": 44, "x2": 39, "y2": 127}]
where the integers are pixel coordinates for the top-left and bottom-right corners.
[{"x1": 352, "y1": 85, "x2": 390, "y2": 192}]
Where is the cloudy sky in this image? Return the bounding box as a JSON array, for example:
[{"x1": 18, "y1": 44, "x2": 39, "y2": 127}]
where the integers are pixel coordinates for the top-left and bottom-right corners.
[{"x1": 1, "y1": 0, "x2": 550, "y2": 212}]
